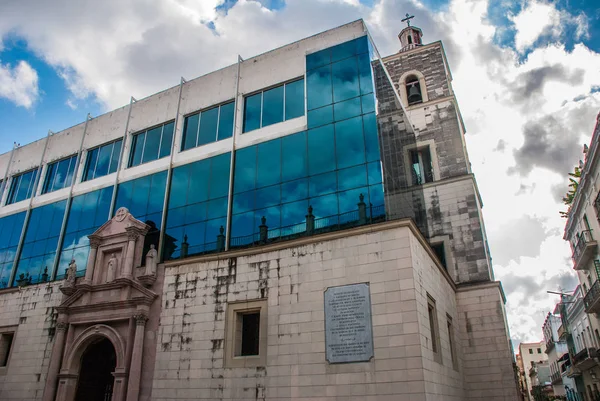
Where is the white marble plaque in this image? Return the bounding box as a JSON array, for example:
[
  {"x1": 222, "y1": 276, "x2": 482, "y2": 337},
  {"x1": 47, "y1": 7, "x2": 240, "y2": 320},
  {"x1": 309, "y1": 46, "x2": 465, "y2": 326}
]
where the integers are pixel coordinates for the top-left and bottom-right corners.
[{"x1": 324, "y1": 283, "x2": 374, "y2": 363}]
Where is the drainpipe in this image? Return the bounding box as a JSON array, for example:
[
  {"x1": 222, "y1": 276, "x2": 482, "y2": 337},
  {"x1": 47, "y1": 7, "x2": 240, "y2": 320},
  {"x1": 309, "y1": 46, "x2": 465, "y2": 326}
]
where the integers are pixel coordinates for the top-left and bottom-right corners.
[
  {"x1": 158, "y1": 77, "x2": 186, "y2": 262},
  {"x1": 225, "y1": 55, "x2": 243, "y2": 251},
  {"x1": 9, "y1": 130, "x2": 51, "y2": 287},
  {"x1": 108, "y1": 97, "x2": 136, "y2": 218},
  {"x1": 50, "y1": 114, "x2": 92, "y2": 280}
]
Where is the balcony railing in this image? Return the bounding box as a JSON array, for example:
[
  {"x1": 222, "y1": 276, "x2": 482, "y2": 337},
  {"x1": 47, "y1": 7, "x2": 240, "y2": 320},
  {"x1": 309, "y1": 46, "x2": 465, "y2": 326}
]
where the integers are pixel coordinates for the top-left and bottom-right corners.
[
  {"x1": 551, "y1": 371, "x2": 562, "y2": 384},
  {"x1": 558, "y1": 324, "x2": 568, "y2": 340},
  {"x1": 573, "y1": 230, "x2": 597, "y2": 269},
  {"x1": 585, "y1": 279, "x2": 600, "y2": 313},
  {"x1": 573, "y1": 347, "x2": 598, "y2": 370}
]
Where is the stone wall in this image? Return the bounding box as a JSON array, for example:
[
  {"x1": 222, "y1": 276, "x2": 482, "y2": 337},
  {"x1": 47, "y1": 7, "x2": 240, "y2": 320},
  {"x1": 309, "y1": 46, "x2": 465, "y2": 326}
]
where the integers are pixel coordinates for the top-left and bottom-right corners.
[
  {"x1": 0, "y1": 283, "x2": 62, "y2": 401},
  {"x1": 153, "y1": 221, "x2": 465, "y2": 400}
]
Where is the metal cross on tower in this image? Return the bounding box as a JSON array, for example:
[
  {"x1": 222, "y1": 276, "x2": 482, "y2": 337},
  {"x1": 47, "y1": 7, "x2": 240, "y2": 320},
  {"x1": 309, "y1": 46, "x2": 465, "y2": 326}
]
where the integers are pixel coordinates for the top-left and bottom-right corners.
[{"x1": 401, "y1": 13, "x2": 415, "y2": 27}]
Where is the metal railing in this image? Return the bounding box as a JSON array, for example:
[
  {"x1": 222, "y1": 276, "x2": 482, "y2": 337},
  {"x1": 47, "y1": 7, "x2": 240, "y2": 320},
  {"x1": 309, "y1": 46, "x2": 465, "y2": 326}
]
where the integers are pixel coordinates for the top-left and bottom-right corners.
[
  {"x1": 585, "y1": 279, "x2": 600, "y2": 311},
  {"x1": 573, "y1": 229, "x2": 594, "y2": 263},
  {"x1": 551, "y1": 370, "x2": 562, "y2": 384}
]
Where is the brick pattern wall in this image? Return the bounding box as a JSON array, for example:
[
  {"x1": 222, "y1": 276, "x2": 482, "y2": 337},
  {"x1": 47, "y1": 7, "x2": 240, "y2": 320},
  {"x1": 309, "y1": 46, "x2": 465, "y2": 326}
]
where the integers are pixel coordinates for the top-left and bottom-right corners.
[
  {"x1": 152, "y1": 224, "x2": 465, "y2": 400},
  {"x1": 0, "y1": 283, "x2": 62, "y2": 401}
]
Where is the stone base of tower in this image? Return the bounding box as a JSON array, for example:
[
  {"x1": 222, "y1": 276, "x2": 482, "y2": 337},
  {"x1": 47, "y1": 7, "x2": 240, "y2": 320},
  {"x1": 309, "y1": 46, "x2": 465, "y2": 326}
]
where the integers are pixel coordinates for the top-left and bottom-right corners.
[{"x1": 456, "y1": 281, "x2": 519, "y2": 400}]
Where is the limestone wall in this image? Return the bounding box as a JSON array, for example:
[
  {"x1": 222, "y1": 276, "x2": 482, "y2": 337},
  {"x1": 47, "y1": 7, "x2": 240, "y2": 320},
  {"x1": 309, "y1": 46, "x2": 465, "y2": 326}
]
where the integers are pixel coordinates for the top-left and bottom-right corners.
[
  {"x1": 153, "y1": 221, "x2": 464, "y2": 400},
  {"x1": 0, "y1": 283, "x2": 63, "y2": 401}
]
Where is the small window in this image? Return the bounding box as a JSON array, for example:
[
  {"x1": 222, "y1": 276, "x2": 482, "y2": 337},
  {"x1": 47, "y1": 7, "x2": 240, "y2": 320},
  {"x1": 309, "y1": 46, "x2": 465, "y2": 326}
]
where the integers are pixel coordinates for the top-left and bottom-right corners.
[
  {"x1": 0, "y1": 331, "x2": 15, "y2": 367},
  {"x1": 6, "y1": 168, "x2": 39, "y2": 205},
  {"x1": 410, "y1": 147, "x2": 434, "y2": 185},
  {"x1": 431, "y1": 242, "x2": 447, "y2": 270},
  {"x1": 427, "y1": 294, "x2": 441, "y2": 362},
  {"x1": 537, "y1": 348, "x2": 542, "y2": 354},
  {"x1": 82, "y1": 139, "x2": 123, "y2": 182},
  {"x1": 242, "y1": 78, "x2": 305, "y2": 133},
  {"x1": 129, "y1": 121, "x2": 174, "y2": 167},
  {"x1": 237, "y1": 311, "x2": 260, "y2": 356},
  {"x1": 405, "y1": 75, "x2": 422, "y2": 105},
  {"x1": 529, "y1": 348, "x2": 533, "y2": 354},
  {"x1": 42, "y1": 155, "x2": 77, "y2": 194},
  {"x1": 225, "y1": 300, "x2": 267, "y2": 368},
  {"x1": 447, "y1": 315, "x2": 457, "y2": 369},
  {"x1": 181, "y1": 102, "x2": 235, "y2": 152},
  {"x1": 407, "y1": 35, "x2": 413, "y2": 44}
]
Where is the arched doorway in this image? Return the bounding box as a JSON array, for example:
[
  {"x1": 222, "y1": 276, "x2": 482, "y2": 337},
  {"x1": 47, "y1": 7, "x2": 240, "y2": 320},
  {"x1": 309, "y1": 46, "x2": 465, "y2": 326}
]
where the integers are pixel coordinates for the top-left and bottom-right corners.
[{"x1": 74, "y1": 338, "x2": 116, "y2": 401}]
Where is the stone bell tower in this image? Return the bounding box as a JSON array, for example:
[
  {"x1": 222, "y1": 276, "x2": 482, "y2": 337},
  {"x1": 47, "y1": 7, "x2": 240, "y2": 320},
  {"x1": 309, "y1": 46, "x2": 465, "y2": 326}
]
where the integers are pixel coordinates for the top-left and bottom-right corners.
[{"x1": 42, "y1": 207, "x2": 161, "y2": 401}]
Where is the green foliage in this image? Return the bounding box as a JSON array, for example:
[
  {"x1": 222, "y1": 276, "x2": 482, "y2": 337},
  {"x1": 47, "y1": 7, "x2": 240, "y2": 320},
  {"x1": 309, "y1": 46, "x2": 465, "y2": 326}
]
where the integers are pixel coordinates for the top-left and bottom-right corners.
[{"x1": 560, "y1": 166, "x2": 582, "y2": 218}]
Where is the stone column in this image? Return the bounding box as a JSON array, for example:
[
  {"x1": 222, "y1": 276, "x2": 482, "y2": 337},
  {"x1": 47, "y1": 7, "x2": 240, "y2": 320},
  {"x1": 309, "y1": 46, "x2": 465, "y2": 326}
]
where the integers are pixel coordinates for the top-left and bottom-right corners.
[
  {"x1": 126, "y1": 314, "x2": 147, "y2": 401},
  {"x1": 122, "y1": 228, "x2": 140, "y2": 279},
  {"x1": 42, "y1": 322, "x2": 68, "y2": 401},
  {"x1": 83, "y1": 236, "x2": 101, "y2": 284}
]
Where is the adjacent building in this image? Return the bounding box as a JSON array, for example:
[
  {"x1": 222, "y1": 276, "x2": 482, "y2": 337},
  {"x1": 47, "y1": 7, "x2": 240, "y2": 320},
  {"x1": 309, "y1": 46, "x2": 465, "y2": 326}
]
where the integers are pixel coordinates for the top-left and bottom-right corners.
[
  {"x1": 519, "y1": 341, "x2": 548, "y2": 400},
  {"x1": 0, "y1": 19, "x2": 518, "y2": 400},
  {"x1": 542, "y1": 312, "x2": 575, "y2": 397}
]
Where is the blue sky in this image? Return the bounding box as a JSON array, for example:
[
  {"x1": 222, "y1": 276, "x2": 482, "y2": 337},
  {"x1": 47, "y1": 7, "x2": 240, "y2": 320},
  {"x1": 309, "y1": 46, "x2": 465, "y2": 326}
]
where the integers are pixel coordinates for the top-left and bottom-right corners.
[{"x1": 1, "y1": 0, "x2": 600, "y2": 346}]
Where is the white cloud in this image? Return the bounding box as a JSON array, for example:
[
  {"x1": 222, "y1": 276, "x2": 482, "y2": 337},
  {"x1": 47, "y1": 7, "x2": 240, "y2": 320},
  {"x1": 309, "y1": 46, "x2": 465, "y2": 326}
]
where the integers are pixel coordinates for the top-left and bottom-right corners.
[
  {"x1": 0, "y1": 59, "x2": 39, "y2": 108},
  {"x1": 0, "y1": 0, "x2": 598, "y2": 347}
]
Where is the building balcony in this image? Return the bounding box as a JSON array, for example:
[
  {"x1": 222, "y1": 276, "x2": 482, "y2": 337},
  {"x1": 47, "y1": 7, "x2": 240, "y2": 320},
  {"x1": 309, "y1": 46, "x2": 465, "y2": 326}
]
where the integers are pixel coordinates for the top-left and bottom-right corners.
[
  {"x1": 558, "y1": 324, "x2": 568, "y2": 341},
  {"x1": 551, "y1": 371, "x2": 562, "y2": 385},
  {"x1": 545, "y1": 339, "x2": 555, "y2": 353},
  {"x1": 585, "y1": 280, "x2": 600, "y2": 313},
  {"x1": 572, "y1": 230, "x2": 597, "y2": 270},
  {"x1": 573, "y1": 347, "x2": 598, "y2": 370}
]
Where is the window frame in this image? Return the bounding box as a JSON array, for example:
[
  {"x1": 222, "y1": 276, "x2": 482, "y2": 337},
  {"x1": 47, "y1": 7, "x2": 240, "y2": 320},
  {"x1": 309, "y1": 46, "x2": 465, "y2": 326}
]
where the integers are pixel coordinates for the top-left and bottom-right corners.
[
  {"x1": 42, "y1": 154, "x2": 78, "y2": 194},
  {"x1": 82, "y1": 139, "x2": 123, "y2": 182},
  {"x1": 427, "y1": 294, "x2": 442, "y2": 363},
  {"x1": 224, "y1": 299, "x2": 267, "y2": 368},
  {"x1": 242, "y1": 77, "x2": 305, "y2": 134},
  {"x1": 0, "y1": 326, "x2": 17, "y2": 374},
  {"x1": 447, "y1": 314, "x2": 458, "y2": 370},
  {"x1": 128, "y1": 121, "x2": 174, "y2": 167},
  {"x1": 398, "y1": 70, "x2": 428, "y2": 107},
  {"x1": 403, "y1": 140, "x2": 440, "y2": 186},
  {"x1": 180, "y1": 101, "x2": 235, "y2": 152},
  {"x1": 6, "y1": 168, "x2": 39, "y2": 205}
]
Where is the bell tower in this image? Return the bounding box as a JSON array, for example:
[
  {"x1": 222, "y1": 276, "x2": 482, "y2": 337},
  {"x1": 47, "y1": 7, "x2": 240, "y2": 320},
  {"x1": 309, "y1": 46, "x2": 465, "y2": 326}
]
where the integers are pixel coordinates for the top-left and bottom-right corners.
[{"x1": 399, "y1": 13, "x2": 423, "y2": 52}]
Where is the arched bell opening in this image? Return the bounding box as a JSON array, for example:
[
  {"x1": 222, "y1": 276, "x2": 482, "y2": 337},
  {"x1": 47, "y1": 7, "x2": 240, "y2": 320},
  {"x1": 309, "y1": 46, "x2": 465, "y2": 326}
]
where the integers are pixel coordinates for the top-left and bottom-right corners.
[
  {"x1": 74, "y1": 338, "x2": 116, "y2": 401},
  {"x1": 406, "y1": 75, "x2": 423, "y2": 105}
]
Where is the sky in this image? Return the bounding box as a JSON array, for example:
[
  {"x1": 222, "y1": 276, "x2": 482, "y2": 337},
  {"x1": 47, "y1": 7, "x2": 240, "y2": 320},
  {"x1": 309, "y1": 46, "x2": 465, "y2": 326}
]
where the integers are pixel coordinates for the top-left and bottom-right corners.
[{"x1": 0, "y1": 0, "x2": 599, "y2": 349}]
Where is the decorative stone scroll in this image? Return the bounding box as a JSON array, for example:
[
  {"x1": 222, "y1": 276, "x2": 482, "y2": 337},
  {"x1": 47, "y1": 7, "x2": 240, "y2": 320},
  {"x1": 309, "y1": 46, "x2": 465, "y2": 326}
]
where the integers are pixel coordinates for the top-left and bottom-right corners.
[{"x1": 324, "y1": 283, "x2": 374, "y2": 363}]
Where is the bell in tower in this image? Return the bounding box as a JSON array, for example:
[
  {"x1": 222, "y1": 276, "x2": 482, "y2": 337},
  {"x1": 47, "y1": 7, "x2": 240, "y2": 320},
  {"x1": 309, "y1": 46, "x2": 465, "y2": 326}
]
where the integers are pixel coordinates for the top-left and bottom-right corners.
[{"x1": 399, "y1": 13, "x2": 423, "y2": 52}]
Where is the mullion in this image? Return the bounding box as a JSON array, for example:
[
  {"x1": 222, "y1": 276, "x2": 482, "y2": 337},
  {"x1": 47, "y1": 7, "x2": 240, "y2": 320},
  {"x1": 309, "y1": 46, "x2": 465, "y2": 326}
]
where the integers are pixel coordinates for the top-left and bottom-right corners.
[
  {"x1": 195, "y1": 112, "x2": 202, "y2": 148},
  {"x1": 157, "y1": 125, "x2": 164, "y2": 159},
  {"x1": 215, "y1": 106, "x2": 221, "y2": 142}
]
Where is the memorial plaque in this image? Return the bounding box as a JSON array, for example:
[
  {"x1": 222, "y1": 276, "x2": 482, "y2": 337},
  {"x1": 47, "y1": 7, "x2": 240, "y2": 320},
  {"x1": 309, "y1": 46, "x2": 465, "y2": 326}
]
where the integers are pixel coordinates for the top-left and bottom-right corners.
[{"x1": 324, "y1": 283, "x2": 374, "y2": 363}]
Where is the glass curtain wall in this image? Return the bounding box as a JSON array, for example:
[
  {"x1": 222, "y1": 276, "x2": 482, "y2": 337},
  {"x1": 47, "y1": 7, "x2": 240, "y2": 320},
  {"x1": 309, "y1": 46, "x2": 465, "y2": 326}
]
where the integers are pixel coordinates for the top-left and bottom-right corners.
[
  {"x1": 6, "y1": 169, "x2": 39, "y2": 205},
  {"x1": 164, "y1": 153, "x2": 230, "y2": 260},
  {"x1": 82, "y1": 139, "x2": 122, "y2": 182},
  {"x1": 58, "y1": 186, "x2": 114, "y2": 279},
  {"x1": 0, "y1": 212, "x2": 26, "y2": 288},
  {"x1": 42, "y1": 155, "x2": 78, "y2": 194},
  {"x1": 181, "y1": 102, "x2": 235, "y2": 151},
  {"x1": 15, "y1": 200, "x2": 67, "y2": 285},
  {"x1": 129, "y1": 121, "x2": 174, "y2": 167}
]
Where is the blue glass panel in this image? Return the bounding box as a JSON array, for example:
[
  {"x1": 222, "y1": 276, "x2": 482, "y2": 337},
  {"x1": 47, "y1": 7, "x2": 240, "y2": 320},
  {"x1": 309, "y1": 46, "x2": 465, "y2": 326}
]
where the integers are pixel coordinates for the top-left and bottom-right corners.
[
  {"x1": 367, "y1": 162, "x2": 382, "y2": 185},
  {"x1": 205, "y1": 217, "x2": 226, "y2": 245},
  {"x1": 148, "y1": 171, "x2": 167, "y2": 214},
  {"x1": 311, "y1": 193, "x2": 338, "y2": 219},
  {"x1": 307, "y1": 65, "x2": 332, "y2": 111},
  {"x1": 95, "y1": 142, "x2": 113, "y2": 178},
  {"x1": 232, "y1": 191, "x2": 255, "y2": 215},
  {"x1": 331, "y1": 57, "x2": 360, "y2": 103},
  {"x1": 43, "y1": 162, "x2": 56, "y2": 194},
  {"x1": 130, "y1": 175, "x2": 151, "y2": 217},
  {"x1": 130, "y1": 133, "x2": 145, "y2": 167},
  {"x1": 307, "y1": 105, "x2": 333, "y2": 129},
  {"x1": 142, "y1": 127, "x2": 162, "y2": 164},
  {"x1": 361, "y1": 94, "x2": 375, "y2": 115},
  {"x1": 167, "y1": 206, "x2": 186, "y2": 228},
  {"x1": 262, "y1": 86, "x2": 284, "y2": 127},
  {"x1": 256, "y1": 140, "x2": 281, "y2": 188},
  {"x1": 338, "y1": 165, "x2": 367, "y2": 191},
  {"x1": 255, "y1": 185, "x2": 280, "y2": 210},
  {"x1": 169, "y1": 164, "x2": 190, "y2": 209},
  {"x1": 164, "y1": 226, "x2": 183, "y2": 260},
  {"x1": 159, "y1": 122, "x2": 174, "y2": 159},
  {"x1": 115, "y1": 180, "x2": 133, "y2": 212},
  {"x1": 182, "y1": 114, "x2": 199, "y2": 151},
  {"x1": 207, "y1": 196, "x2": 228, "y2": 219},
  {"x1": 331, "y1": 39, "x2": 358, "y2": 63},
  {"x1": 369, "y1": 183, "x2": 385, "y2": 208},
  {"x1": 255, "y1": 206, "x2": 280, "y2": 236},
  {"x1": 281, "y1": 200, "x2": 308, "y2": 228},
  {"x1": 83, "y1": 148, "x2": 98, "y2": 181},
  {"x1": 281, "y1": 132, "x2": 307, "y2": 181},
  {"x1": 281, "y1": 178, "x2": 308, "y2": 203},
  {"x1": 335, "y1": 116, "x2": 365, "y2": 169},
  {"x1": 285, "y1": 79, "x2": 305, "y2": 120},
  {"x1": 199, "y1": 107, "x2": 219, "y2": 146},
  {"x1": 308, "y1": 124, "x2": 335, "y2": 175},
  {"x1": 356, "y1": 36, "x2": 369, "y2": 55},
  {"x1": 243, "y1": 93, "x2": 262, "y2": 133},
  {"x1": 306, "y1": 48, "x2": 331, "y2": 71},
  {"x1": 358, "y1": 53, "x2": 374, "y2": 95},
  {"x1": 231, "y1": 211, "x2": 255, "y2": 242},
  {"x1": 13, "y1": 170, "x2": 34, "y2": 204},
  {"x1": 64, "y1": 156, "x2": 77, "y2": 190},
  {"x1": 188, "y1": 159, "x2": 209, "y2": 204},
  {"x1": 94, "y1": 187, "x2": 113, "y2": 227},
  {"x1": 309, "y1": 172, "x2": 337, "y2": 197},
  {"x1": 184, "y1": 221, "x2": 206, "y2": 251},
  {"x1": 217, "y1": 102, "x2": 235, "y2": 141},
  {"x1": 209, "y1": 153, "x2": 231, "y2": 199},
  {"x1": 363, "y1": 113, "x2": 380, "y2": 163},
  {"x1": 234, "y1": 147, "x2": 256, "y2": 193},
  {"x1": 52, "y1": 158, "x2": 71, "y2": 191},
  {"x1": 109, "y1": 140, "x2": 122, "y2": 174},
  {"x1": 334, "y1": 97, "x2": 361, "y2": 122},
  {"x1": 185, "y1": 202, "x2": 207, "y2": 225}
]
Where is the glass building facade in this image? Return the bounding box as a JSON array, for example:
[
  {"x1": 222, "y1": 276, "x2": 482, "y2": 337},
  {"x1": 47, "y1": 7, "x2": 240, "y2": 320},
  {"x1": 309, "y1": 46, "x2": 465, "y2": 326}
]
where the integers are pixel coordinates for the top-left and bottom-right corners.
[
  {"x1": 6, "y1": 168, "x2": 39, "y2": 205},
  {"x1": 0, "y1": 34, "x2": 387, "y2": 288},
  {"x1": 42, "y1": 155, "x2": 77, "y2": 194}
]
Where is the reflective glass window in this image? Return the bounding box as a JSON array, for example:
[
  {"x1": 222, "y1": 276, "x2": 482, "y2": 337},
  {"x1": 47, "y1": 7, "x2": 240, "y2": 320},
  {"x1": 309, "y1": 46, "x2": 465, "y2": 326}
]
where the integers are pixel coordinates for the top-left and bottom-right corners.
[
  {"x1": 334, "y1": 97, "x2": 361, "y2": 122},
  {"x1": 82, "y1": 139, "x2": 123, "y2": 181},
  {"x1": 6, "y1": 168, "x2": 39, "y2": 205},
  {"x1": 60, "y1": 186, "x2": 113, "y2": 279},
  {"x1": 363, "y1": 113, "x2": 380, "y2": 163},
  {"x1": 165, "y1": 152, "x2": 231, "y2": 260},
  {"x1": 307, "y1": 124, "x2": 335, "y2": 175},
  {"x1": 307, "y1": 105, "x2": 333, "y2": 129},
  {"x1": 307, "y1": 65, "x2": 332, "y2": 111},
  {"x1": 281, "y1": 132, "x2": 307, "y2": 181},
  {"x1": 331, "y1": 57, "x2": 360, "y2": 103},
  {"x1": 358, "y1": 53, "x2": 374, "y2": 95},
  {"x1": 234, "y1": 147, "x2": 257, "y2": 193},
  {"x1": 256, "y1": 140, "x2": 281, "y2": 188},
  {"x1": 42, "y1": 155, "x2": 77, "y2": 194},
  {"x1": 0, "y1": 212, "x2": 26, "y2": 288},
  {"x1": 306, "y1": 48, "x2": 331, "y2": 71},
  {"x1": 183, "y1": 102, "x2": 235, "y2": 150},
  {"x1": 15, "y1": 200, "x2": 67, "y2": 286},
  {"x1": 129, "y1": 122, "x2": 173, "y2": 167},
  {"x1": 243, "y1": 79, "x2": 304, "y2": 133},
  {"x1": 335, "y1": 116, "x2": 366, "y2": 169}
]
